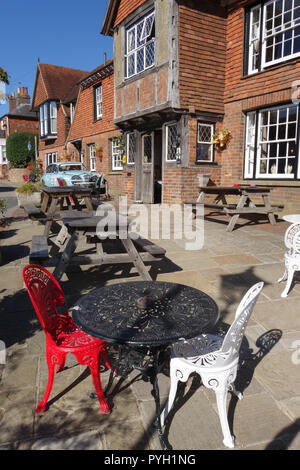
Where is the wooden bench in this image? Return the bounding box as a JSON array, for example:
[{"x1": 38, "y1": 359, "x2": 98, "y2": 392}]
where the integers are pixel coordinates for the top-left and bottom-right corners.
[
  {"x1": 29, "y1": 235, "x2": 49, "y2": 263},
  {"x1": 132, "y1": 235, "x2": 166, "y2": 258}
]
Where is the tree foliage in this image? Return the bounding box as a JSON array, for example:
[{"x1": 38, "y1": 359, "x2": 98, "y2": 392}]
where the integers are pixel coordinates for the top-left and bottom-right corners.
[
  {"x1": 0, "y1": 68, "x2": 9, "y2": 85},
  {"x1": 6, "y1": 132, "x2": 38, "y2": 168}
]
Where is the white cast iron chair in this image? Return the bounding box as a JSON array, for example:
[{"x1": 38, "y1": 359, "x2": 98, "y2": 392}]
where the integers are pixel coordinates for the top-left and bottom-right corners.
[
  {"x1": 278, "y1": 222, "x2": 300, "y2": 298},
  {"x1": 161, "y1": 282, "x2": 264, "y2": 449}
]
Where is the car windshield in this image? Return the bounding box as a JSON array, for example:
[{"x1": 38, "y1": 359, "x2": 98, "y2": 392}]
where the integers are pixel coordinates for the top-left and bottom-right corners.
[{"x1": 58, "y1": 164, "x2": 87, "y2": 172}]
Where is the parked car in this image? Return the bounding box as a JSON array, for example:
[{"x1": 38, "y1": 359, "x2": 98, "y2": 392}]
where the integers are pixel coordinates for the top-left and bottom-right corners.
[{"x1": 41, "y1": 162, "x2": 106, "y2": 194}]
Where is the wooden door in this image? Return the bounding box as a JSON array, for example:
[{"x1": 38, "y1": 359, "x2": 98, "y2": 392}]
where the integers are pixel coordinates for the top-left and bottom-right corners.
[{"x1": 141, "y1": 133, "x2": 154, "y2": 204}]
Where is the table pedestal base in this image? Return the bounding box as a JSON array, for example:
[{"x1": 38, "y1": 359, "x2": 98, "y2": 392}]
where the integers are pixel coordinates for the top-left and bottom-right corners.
[{"x1": 106, "y1": 344, "x2": 169, "y2": 450}]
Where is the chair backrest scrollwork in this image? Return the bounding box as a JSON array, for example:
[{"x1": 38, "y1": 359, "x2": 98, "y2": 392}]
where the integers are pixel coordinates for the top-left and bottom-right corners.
[
  {"x1": 23, "y1": 265, "x2": 67, "y2": 335},
  {"x1": 284, "y1": 223, "x2": 300, "y2": 253},
  {"x1": 217, "y1": 282, "x2": 264, "y2": 367}
]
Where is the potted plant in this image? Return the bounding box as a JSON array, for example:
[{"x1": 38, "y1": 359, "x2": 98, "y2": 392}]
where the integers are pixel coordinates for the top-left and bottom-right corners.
[
  {"x1": 212, "y1": 128, "x2": 232, "y2": 150},
  {"x1": 16, "y1": 181, "x2": 43, "y2": 208}
]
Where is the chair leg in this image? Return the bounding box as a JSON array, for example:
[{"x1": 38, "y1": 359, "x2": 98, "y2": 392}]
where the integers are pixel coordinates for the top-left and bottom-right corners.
[
  {"x1": 215, "y1": 386, "x2": 235, "y2": 449},
  {"x1": 83, "y1": 350, "x2": 110, "y2": 414},
  {"x1": 36, "y1": 349, "x2": 64, "y2": 413},
  {"x1": 161, "y1": 360, "x2": 188, "y2": 427},
  {"x1": 281, "y1": 267, "x2": 295, "y2": 297},
  {"x1": 278, "y1": 268, "x2": 287, "y2": 283}
]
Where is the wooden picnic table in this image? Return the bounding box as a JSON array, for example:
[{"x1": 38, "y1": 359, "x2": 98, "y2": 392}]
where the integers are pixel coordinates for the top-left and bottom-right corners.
[
  {"x1": 45, "y1": 210, "x2": 166, "y2": 281},
  {"x1": 40, "y1": 186, "x2": 94, "y2": 238},
  {"x1": 188, "y1": 185, "x2": 283, "y2": 232}
]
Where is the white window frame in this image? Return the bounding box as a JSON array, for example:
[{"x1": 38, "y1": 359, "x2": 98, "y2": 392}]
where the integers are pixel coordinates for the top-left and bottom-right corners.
[
  {"x1": 125, "y1": 10, "x2": 155, "y2": 79},
  {"x1": 89, "y1": 144, "x2": 96, "y2": 171},
  {"x1": 197, "y1": 123, "x2": 214, "y2": 163},
  {"x1": 244, "y1": 103, "x2": 299, "y2": 180},
  {"x1": 70, "y1": 103, "x2": 75, "y2": 124},
  {"x1": 45, "y1": 152, "x2": 57, "y2": 166},
  {"x1": 112, "y1": 138, "x2": 123, "y2": 171},
  {"x1": 248, "y1": 0, "x2": 300, "y2": 73},
  {"x1": 0, "y1": 141, "x2": 6, "y2": 165},
  {"x1": 95, "y1": 85, "x2": 103, "y2": 120},
  {"x1": 248, "y1": 4, "x2": 262, "y2": 74},
  {"x1": 50, "y1": 101, "x2": 57, "y2": 134},
  {"x1": 166, "y1": 123, "x2": 178, "y2": 162},
  {"x1": 244, "y1": 111, "x2": 257, "y2": 178},
  {"x1": 127, "y1": 132, "x2": 136, "y2": 164}
]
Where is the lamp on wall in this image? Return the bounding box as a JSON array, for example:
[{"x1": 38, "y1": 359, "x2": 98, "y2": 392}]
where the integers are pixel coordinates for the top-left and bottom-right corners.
[{"x1": 175, "y1": 133, "x2": 181, "y2": 165}]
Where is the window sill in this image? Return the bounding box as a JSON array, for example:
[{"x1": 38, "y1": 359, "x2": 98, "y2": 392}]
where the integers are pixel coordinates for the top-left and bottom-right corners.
[
  {"x1": 242, "y1": 55, "x2": 300, "y2": 81},
  {"x1": 241, "y1": 179, "x2": 300, "y2": 187},
  {"x1": 108, "y1": 170, "x2": 123, "y2": 175}
]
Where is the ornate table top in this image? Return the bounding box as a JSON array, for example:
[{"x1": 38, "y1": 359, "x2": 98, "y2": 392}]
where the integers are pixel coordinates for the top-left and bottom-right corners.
[{"x1": 72, "y1": 281, "x2": 219, "y2": 346}]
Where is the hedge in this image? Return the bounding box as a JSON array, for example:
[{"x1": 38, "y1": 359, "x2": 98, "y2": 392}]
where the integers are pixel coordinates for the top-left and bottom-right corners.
[{"x1": 6, "y1": 132, "x2": 38, "y2": 168}]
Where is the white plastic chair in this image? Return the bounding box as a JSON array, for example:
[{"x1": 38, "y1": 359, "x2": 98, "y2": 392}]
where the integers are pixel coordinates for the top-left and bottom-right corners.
[
  {"x1": 278, "y1": 222, "x2": 300, "y2": 297},
  {"x1": 161, "y1": 282, "x2": 264, "y2": 449}
]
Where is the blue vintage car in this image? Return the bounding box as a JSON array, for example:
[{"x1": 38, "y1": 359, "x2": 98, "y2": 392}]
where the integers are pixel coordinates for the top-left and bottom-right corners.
[{"x1": 41, "y1": 162, "x2": 105, "y2": 191}]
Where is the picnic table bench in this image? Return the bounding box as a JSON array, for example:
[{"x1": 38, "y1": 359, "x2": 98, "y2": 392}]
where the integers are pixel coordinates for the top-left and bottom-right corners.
[
  {"x1": 30, "y1": 210, "x2": 166, "y2": 281},
  {"x1": 185, "y1": 185, "x2": 283, "y2": 232}
]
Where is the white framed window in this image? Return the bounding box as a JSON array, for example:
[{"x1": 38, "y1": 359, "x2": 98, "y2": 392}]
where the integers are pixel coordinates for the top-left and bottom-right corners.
[
  {"x1": 196, "y1": 123, "x2": 214, "y2": 163},
  {"x1": 70, "y1": 103, "x2": 76, "y2": 124},
  {"x1": 166, "y1": 124, "x2": 178, "y2": 162},
  {"x1": 45, "y1": 152, "x2": 57, "y2": 166},
  {"x1": 127, "y1": 132, "x2": 136, "y2": 164},
  {"x1": 50, "y1": 102, "x2": 57, "y2": 134},
  {"x1": 247, "y1": 0, "x2": 300, "y2": 74},
  {"x1": 40, "y1": 101, "x2": 57, "y2": 137},
  {"x1": 245, "y1": 103, "x2": 299, "y2": 179},
  {"x1": 89, "y1": 144, "x2": 96, "y2": 171},
  {"x1": 0, "y1": 142, "x2": 6, "y2": 164},
  {"x1": 95, "y1": 85, "x2": 102, "y2": 120},
  {"x1": 40, "y1": 103, "x2": 48, "y2": 137},
  {"x1": 244, "y1": 112, "x2": 257, "y2": 178},
  {"x1": 112, "y1": 138, "x2": 123, "y2": 171},
  {"x1": 125, "y1": 10, "x2": 155, "y2": 79}
]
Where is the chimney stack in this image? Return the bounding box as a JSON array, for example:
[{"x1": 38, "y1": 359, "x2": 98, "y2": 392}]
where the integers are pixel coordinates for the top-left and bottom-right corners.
[
  {"x1": 103, "y1": 52, "x2": 107, "y2": 65},
  {"x1": 16, "y1": 87, "x2": 30, "y2": 108}
]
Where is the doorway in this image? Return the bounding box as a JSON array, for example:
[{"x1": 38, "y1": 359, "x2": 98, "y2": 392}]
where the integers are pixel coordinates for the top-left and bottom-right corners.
[{"x1": 138, "y1": 129, "x2": 162, "y2": 204}]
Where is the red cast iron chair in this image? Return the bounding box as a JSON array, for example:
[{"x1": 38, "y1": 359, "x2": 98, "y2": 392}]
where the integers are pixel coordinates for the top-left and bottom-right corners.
[{"x1": 23, "y1": 264, "x2": 111, "y2": 414}]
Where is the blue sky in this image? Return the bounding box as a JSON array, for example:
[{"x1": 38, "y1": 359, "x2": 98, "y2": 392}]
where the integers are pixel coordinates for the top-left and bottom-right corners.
[{"x1": 0, "y1": 0, "x2": 113, "y2": 115}]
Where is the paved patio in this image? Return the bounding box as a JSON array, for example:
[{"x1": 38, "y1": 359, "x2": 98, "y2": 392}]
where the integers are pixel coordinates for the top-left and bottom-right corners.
[{"x1": 0, "y1": 205, "x2": 300, "y2": 450}]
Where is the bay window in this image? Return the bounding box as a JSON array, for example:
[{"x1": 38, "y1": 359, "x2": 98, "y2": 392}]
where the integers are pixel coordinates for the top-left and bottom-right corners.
[
  {"x1": 40, "y1": 101, "x2": 57, "y2": 138},
  {"x1": 244, "y1": 104, "x2": 299, "y2": 179},
  {"x1": 246, "y1": 0, "x2": 300, "y2": 75}
]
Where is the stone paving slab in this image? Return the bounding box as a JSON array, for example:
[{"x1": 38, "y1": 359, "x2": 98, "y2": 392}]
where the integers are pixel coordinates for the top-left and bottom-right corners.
[{"x1": 0, "y1": 208, "x2": 300, "y2": 451}]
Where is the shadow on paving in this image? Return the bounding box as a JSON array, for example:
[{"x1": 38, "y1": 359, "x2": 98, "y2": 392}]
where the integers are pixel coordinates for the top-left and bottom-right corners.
[
  {"x1": 160, "y1": 328, "x2": 283, "y2": 450},
  {"x1": 0, "y1": 289, "x2": 40, "y2": 349},
  {"x1": 264, "y1": 418, "x2": 300, "y2": 450}
]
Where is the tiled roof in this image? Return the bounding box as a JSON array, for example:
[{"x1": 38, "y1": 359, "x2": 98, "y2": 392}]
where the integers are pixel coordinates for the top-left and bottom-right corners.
[{"x1": 38, "y1": 63, "x2": 89, "y2": 103}]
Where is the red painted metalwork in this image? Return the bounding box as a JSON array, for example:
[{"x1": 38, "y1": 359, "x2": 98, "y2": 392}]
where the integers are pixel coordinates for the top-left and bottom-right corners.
[{"x1": 23, "y1": 264, "x2": 111, "y2": 414}]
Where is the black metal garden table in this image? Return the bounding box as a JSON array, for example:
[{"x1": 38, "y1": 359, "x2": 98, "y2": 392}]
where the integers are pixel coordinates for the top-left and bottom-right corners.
[{"x1": 72, "y1": 280, "x2": 219, "y2": 450}]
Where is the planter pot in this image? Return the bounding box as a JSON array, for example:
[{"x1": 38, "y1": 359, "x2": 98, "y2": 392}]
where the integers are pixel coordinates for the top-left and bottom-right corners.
[
  {"x1": 197, "y1": 174, "x2": 211, "y2": 187},
  {"x1": 16, "y1": 191, "x2": 42, "y2": 208}
]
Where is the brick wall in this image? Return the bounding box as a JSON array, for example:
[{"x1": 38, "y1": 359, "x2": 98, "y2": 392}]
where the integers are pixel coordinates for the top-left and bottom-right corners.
[
  {"x1": 178, "y1": 0, "x2": 226, "y2": 114},
  {"x1": 8, "y1": 117, "x2": 39, "y2": 135}
]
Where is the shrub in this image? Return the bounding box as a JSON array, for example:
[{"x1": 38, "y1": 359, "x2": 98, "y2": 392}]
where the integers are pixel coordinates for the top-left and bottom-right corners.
[
  {"x1": 6, "y1": 132, "x2": 38, "y2": 168},
  {"x1": 16, "y1": 181, "x2": 43, "y2": 195}
]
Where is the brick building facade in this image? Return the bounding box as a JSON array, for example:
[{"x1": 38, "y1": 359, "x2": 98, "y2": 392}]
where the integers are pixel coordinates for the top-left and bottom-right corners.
[
  {"x1": 31, "y1": 63, "x2": 89, "y2": 170},
  {"x1": 102, "y1": 0, "x2": 300, "y2": 213},
  {"x1": 67, "y1": 60, "x2": 123, "y2": 198},
  {"x1": 0, "y1": 88, "x2": 39, "y2": 178}
]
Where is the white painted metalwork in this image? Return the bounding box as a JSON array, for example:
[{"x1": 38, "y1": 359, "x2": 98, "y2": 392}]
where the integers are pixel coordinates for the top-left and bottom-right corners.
[
  {"x1": 278, "y1": 222, "x2": 300, "y2": 297},
  {"x1": 161, "y1": 282, "x2": 264, "y2": 449}
]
